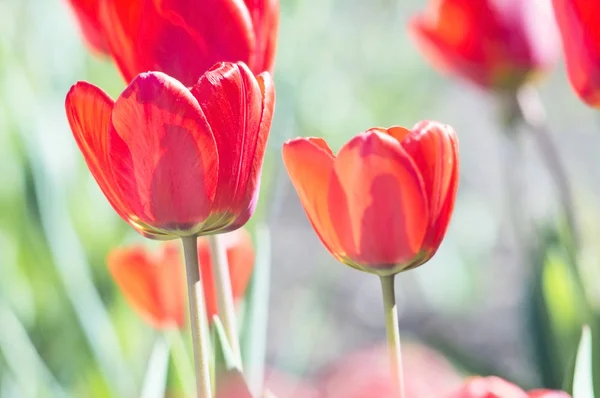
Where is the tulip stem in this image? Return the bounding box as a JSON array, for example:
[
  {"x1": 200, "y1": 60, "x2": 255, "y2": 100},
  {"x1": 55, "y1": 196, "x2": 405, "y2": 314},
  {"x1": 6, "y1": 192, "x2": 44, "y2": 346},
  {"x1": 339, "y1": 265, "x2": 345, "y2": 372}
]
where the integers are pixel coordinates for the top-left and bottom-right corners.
[
  {"x1": 208, "y1": 234, "x2": 243, "y2": 367},
  {"x1": 501, "y1": 129, "x2": 530, "y2": 257},
  {"x1": 380, "y1": 275, "x2": 405, "y2": 398},
  {"x1": 515, "y1": 87, "x2": 593, "y2": 318},
  {"x1": 515, "y1": 85, "x2": 579, "y2": 250},
  {"x1": 182, "y1": 236, "x2": 213, "y2": 398}
]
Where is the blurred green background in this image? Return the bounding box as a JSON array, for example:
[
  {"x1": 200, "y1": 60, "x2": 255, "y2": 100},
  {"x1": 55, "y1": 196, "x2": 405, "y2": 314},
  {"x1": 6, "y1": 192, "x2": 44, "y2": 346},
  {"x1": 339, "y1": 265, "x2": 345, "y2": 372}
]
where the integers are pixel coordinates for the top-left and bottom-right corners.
[{"x1": 1, "y1": 0, "x2": 600, "y2": 396}]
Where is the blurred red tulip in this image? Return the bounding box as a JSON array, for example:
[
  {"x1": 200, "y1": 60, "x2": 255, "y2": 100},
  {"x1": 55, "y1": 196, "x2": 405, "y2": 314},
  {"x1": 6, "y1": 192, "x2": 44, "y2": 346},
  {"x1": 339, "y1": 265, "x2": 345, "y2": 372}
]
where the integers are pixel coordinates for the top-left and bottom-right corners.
[
  {"x1": 216, "y1": 369, "x2": 322, "y2": 398},
  {"x1": 66, "y1": 0, "x2": 279, "y2": 85},
  {"x1": 448, "y1": 377, "x2": 571, "y2": 398},
  {"x1": 282, "y1": 121, "x2": 459, "y2": 276},
  {"x1": 264, "y1": 370, "x2": 322, "y2": 398},
  {"x1": 448, "y1": 377, "x2": 527, "y2": 398},
  {"x1": 65, "y1": 0, "x2": 108, "y2": 54},
  {"x1": 409, "y1": 0, "x2": 559, "y2": 91},
  {"x1": 319, "y1": 343, "x2": 462, "y2": 398},
  {"x1": 552, "y1": 0, "x2": 600, "y2": 107},
  {"x1": 108, "y1": 229, "x2": 254, "y2": 329},
  {"x1": 65, "y1": 62, "x2": 274, "y2": 239}
]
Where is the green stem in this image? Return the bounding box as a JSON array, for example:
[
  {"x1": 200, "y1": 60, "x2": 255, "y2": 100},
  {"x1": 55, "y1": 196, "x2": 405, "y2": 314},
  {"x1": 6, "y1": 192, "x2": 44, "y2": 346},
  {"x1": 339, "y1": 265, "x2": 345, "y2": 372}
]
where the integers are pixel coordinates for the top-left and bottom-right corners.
[
  {"x1": 208, "y1": 234, "x2": 242, "y2": 366},
  {"x1": 182, "y1": 236, "x2": 213, "y2": 398},
  {"x1": 501, "y1": 130, "x2": 530, "y2": 256},
  {"x1": 379, "y1": 275, "x2": 405, "y2": 398}
]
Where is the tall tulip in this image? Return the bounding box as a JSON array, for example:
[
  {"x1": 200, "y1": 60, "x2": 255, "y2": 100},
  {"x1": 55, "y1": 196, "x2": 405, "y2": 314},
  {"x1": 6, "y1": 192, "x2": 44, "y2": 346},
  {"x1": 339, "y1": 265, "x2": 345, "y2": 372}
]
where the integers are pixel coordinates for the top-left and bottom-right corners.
[
  {"x1": 283, "y1": 121, "x2": 459, "y2": 398},
  {"x1": 282, "y1": 121, "x2": 459, "y2": 276},
  {"x1": 65, "y1": 61, "x2": 274, "y2": 239},
  {"x1": 66, "y1": 0, "x2": 279, "y2": 85},
  {"x1": 66, "y1": 60, "x2": 273, "y2": 397},
  {"x1": 108, "y1": 229, "x2": 254, "y2": 329},
  {"x1": 552, "y1": 0, "x2": 600, "y2": 107},
  {"x1": 409, "y1": 0, "x2": 559, "y2": 91}
]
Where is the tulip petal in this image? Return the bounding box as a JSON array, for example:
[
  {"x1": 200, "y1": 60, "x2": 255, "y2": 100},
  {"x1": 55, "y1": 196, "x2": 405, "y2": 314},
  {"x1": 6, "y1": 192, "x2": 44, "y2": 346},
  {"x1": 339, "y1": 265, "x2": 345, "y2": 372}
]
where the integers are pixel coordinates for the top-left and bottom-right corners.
[
  {"x1": 65, "y1": 82, "x2": 128, "y2": 221},
  {"x1": 552, "y1": 0, "x2": 600, "y2": 106},
  {"x1": 228, "y1": 71, "x2": 275, "y2": 230},
  {"x1": 400, "y1": 121, "x2": 459, "y2": 256},
  {"x1": 66, "y1": 0, "x2": 109, "y2": 53},
  {"x1": 366, "y1": 126, "x2": 412, "y2": 143},
  {"x1": 191, "y1": 63, "x2": 274, "y2": 232},
  {"x1": 449, "y1": 376, "x2": 529, "y2": 398},
  {"x1": 109, "y1": 72, "x2": 218, "y2": 235},
  {"x1": 108, "y1": 245, "x2": 185, "y2": 329},
  {"x1": 400, "y1": 121, "x2": 458, "y2": 230},
  {"x1": 282, "y1": 138, "x2": 348, "y2": 260},
  {"x1": 244, "y1": 0, "x2": 280, "y2": 73},
  {"x1": 98, "y1": 0, "x2": 144, "y2": 82},
  {"x1": 157, "y1": 244, "x2": 187, "y2": 327},
  {"x1": 222, "y1": 228, "x2": 255, "y2": 297},
  {"x1": 424, "y1": 140, "x2": 459, "y2": 253},
  {"x1": 409, "y1": 0, "x2": 557, "y2": 90},
  {"x1": 333, "y1": 131, "x2": 428, "y2": 271},
  {"x1": 409, "y1": 9, "x2": 491, "y2": 88},
  {"x1": 102, "y1": 0, "x2": 255, "y2": 86}
]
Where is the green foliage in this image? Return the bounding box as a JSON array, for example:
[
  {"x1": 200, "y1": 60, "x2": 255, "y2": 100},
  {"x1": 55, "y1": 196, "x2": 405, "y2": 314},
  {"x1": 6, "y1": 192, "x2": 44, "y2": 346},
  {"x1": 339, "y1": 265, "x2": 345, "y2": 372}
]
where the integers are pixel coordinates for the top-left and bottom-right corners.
[
  {"x1": 572, "y1": 326, "x2": 594, "y2": 398},
  {"x1": 240, "y1": 223, "x2": 272, "y2": 395},
  {"x1": 1, "y1": 0, "x2": 599, "y2": 396},
  {"x1": 213, "y1": 316, "x2": 251, "y2": 398}
]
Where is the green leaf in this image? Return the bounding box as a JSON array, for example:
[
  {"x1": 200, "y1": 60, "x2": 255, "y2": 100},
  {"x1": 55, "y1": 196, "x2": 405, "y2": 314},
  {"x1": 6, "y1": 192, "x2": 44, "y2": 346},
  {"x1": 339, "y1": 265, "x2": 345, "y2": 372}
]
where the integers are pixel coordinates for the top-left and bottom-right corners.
[
  {"x1": 526, "y1": 226, "x2": 583, "y2": 389},
  {"x1": 573, "y1": 325, "x2": 594, "y2": 398},
  {"x1": 0, "y1": 300, "x2": 68, "y2": 397},
  {"x1": 240, "y1": 223, "x2": 271, "y2": 395},
  {"x1": 213, "y1": 316, "x2": 252, "y2": 398},
  {"x1": 213, "y1": 316, "x2": 241, "y2": 373},
  {"x1": 527, "y1": 244, "x2": 564, "y2": 388},
  {"x1": 139, "y1": 335, "x2": 170, "y2": 398}
]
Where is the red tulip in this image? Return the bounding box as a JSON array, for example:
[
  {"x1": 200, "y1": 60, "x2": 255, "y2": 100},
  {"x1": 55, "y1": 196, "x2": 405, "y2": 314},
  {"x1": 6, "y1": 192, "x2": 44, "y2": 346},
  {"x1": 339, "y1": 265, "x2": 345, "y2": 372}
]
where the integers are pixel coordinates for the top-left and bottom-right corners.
[
  {"x1": 65, "y1": 0, "x2": 108, "y2": 54},
  {"x1": 65, "y1": 0, "x2": 279, "y2": 86},
  {"x1": 65, "y1": 62, "x2": 274, "y2": 239},
  {"x1": 448, "y1": 377, "x2": 527, "y2": 398},
  {"x1": 282, "y1": 121, "x2": 459, "y2": 276},
  {"x1": 448, "y1": 377, "x2": 571, "y2": 398},
  {"x1": 409, "y1": 0, "x2": 559, "y2": 91},
  {"x1": 264, "y1": 370, "x2": 322, "y2": 398},
  {"x1": 216, "y1": 369, "x2": 323, "y2": 398},
  {"x1": 320, "y1": 343, "x2": 462, "y2": 398},
  {"x1": 108, "y1": 229, "x2": 254, "y2": 329},
  {"x1": 552, "y1": 0, "x2": 600, "y2": 107}
]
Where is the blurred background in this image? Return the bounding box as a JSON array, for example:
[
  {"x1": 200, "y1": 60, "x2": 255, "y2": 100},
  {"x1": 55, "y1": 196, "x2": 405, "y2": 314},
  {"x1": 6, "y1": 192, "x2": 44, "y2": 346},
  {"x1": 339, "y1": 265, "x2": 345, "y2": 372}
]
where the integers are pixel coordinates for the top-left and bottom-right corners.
[{"x1": 1, "y1": 0, "x2": 599, "y2": 396}]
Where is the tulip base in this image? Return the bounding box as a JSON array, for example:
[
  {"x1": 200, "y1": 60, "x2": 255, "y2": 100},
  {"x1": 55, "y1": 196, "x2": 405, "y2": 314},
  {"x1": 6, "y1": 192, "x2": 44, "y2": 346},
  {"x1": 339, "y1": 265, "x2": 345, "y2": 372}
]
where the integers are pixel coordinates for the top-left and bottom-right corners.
[
  {"x1": 182, "y1": 236, "x2": 213, "y2": 398},
  {"x1": 380, "y1": 275, "x2": 405, "y2": 398}
]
